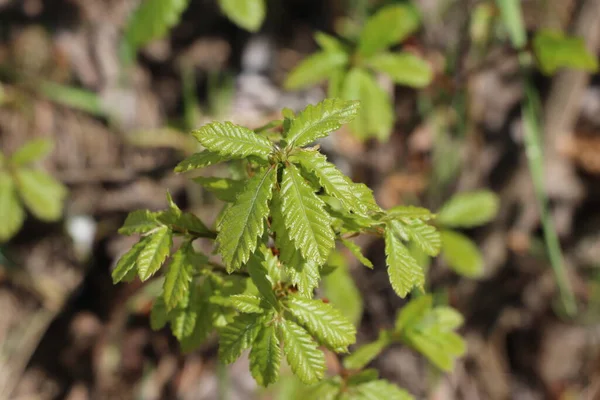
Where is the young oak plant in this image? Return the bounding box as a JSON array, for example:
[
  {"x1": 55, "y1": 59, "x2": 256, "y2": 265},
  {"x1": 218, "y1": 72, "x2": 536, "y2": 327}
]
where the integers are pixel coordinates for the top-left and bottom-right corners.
[
  {"x1": 113, "y1": 98, "x2": 461, "y2": 393},
  {"x1": 285, "y1": 3, "x2": 433, "y2": 141}
]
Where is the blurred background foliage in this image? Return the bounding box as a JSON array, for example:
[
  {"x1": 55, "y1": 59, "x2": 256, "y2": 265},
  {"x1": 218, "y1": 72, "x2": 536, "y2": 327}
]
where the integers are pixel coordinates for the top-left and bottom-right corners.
[{"x1": 0, "y1": 0, "x2": 599, "y2": 399}]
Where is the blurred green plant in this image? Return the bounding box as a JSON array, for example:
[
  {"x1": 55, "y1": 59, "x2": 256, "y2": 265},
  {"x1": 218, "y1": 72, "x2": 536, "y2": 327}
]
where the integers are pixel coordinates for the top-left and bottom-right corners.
[
  {"x1": 285, "y1": 3, "x2": 433, "y2": 141},
  {"x1": 218, "y1": 0, "x2": 266, "y2": 32},
  {"x1": 532, "y1": 30, "x2": 599, "y2": 75},
  {"x1": 112, "y1": 99, "x2": 465, "y2": 396},
  {"x1": 0, "y1": 139, "x2": 68, "y2": 242}
]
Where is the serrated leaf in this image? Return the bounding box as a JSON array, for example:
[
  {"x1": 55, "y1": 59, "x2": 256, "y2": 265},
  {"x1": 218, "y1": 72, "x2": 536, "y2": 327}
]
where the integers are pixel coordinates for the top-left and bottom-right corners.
[
  {"x1": 286, "y1": 296, "x2": 356, "y2": 351},
  {"x1": 358, "y1": 4, "x2": 420, "y2": 57},
  {"x1": 322, "y1": 251, "x2": 363, "y2": 326},
  {"x1": 387, "y1": 205, "x2": 433, "y2": 220},
  {"x1": 124, "y1": 0, "x2": 189, "y2": 52},
  {"x1": 136, "y1": 225, "x2": 173, "y2": 281},
  {"x1": 368, "y1": 52, "x2": 432, "y2": 88},
  {"x1": 181, "y1": 280, "x2": 216, "y2": 352},
  {"x1": 171, "y1": 305, "x2": 197, "y2": 341},
  {"x1": 119, "y1": 210, "x2": 161, "y2": 235},
  {"x1": 218, "y1": 0, "x2": 265, "y2": 32},
  {"x1": 174, "y1": 150, "x2": 229, "y2": 173},
  {"x1": 440, "y1": 230, "x2": 484, "y2": 277},
  {"x1": 354, "y1": 380, "x2": 414, "y2": 400},
  {"x1": 533, "y1": 29, "x2": 599, "y2": 75},
  {"x1": 341, "y1": 239, "x2": 373, "y2": 268},
  {"x1": 280, "y1": 319, "x2": 325, "y2": 384},
  {"x1": 384, "y1": 222, "x2": 424, "y2": 298},
  {"x1": 280, "y1": 164, "x2": 335, "y2": 264},
  {"x1": 398, "y1": 219, "x2": 441, "y2": 257},
  {"x1": 292, "y1": 150, "x2": 365, "y2": 214},
  {"x1": 288, "y1": 259, "x2": 320, "y2": 298},
  {"x1": 286, "y1": 99, "x2": 360, "y2": 147},
  {"x1": 10, "y1": 138, "x2": 54, "y2": 165},
  {"x1": 217, "y1": 167, "x2": 276, "y2": 270},
  {"x1": 193, "y1": 176, "x2": 244, "y2": 202},
  {"x1": 394, "y1": 295, "x2": 432, "y2": 333},
  {"x1": 250, "y1": 322, "x2": 282, "y2": 386},
  {"x1": 0, "y1": 172, "x2": 24, "y2": 242},
  {"x1": 342, "y1": 68, "x2": 394, "y2": 141},
  {"x1": 230, "y1": 295, "x2": 265, "y2": 313},
  {"x1": 344, "y1": 331, "x2": 391, "y2": 370},
  {"x1": 247, "y1": 249, "x2": 279, "y2": 310},
  {"x1": 192, "y1": 121, "x2": 273, "y2": 160},
  {"x1": 15, "y1": 169, "x2": 67, "y2": 221},
  {"x1": 437, "y1": 190, "x2": 499, "y2": 228},
  {"x1": 111, "y1": 238, "x2": 147, "y2": 284},
  {"x1": 150, "y1": 296, "x2": 169, "y2": 330},
  {"x1": 351, "y1": 182, "x2": 381, "y2": 214},
  {"x1": 219, "y1": 313, "x2": 264, "y2": 364},
  {"x1": 285, "y1": 51, "x2": 349, "y2": 90},
  {"x1": 163, "y1": 241, "x2": 195, "y2": 310}
]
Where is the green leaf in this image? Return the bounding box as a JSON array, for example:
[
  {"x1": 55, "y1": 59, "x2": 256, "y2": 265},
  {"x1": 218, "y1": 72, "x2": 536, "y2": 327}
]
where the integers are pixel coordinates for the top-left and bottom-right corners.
[
  {"x1": 286, "y1": 296, "x2": 356, "y2": 351},
  {"x1": 353, "y1": 380, "x2": 414, "y2": 400},
  {"x1": 174, "y1": 150, "x2": 228, "y2": 173},
  {"x1": 15, "y1": 169, "x2": 67, "y2": 221},
  {"x1": 250, "y1": 322, "x2": 282, "y2": 387},
  {"x1": 384, "y1": 222, "x2": 424, "y2": 298},
  {"x1": 342, "y1": 68, "x2": 393, "y2": 141},
  {"x1": 292, "y1": 150, "x2": 365, "y2": 214},
  {"x1": 280, "y1": 319, "x2": 325, "y2": 384},
  {"x1": 328, "y1": 68, "x2": 347, "y2": 98},
  {"x1": 0, "y1": 172, "x2": 24, "y2": 242},
  {"x1": 343, "y1": 331, "x2": 392, "y2": 370},
  {"x1": 118, "y1": 210, "x2": 161, "y2": 235},
  {"x1": 495, "y1": 0, "x2": 526, "y2": 49},
  {"x1": 150, "y1": 296, "x2": 169, "y2": 330},
  {"x1": 111, "y1": 237, "x2": 147, "y2": 284},
  {"x1": 163, "y1": 241, "x2": 195, "y2": 310},
  {"x1": 432, "y1": 307, "x2": 464, "y2": 330},
  {"x1": 216, "y1": 167, "x2": 276, "y2": 270},
  {"x1": 219, "y1": 313, "x2": 264, "y2": 364},
  {"x1": 406, "y1": 329, "x2": 464, "y2": 371},
  {"x1": 193, "y1": 176, "x2": 244, "y2": 202},
  {"x1": 280, "y1": 164, "x2": 335, "y2": 264},
  {"x1": 387, "y1": 205, "x2": 433, "y2": 220},
  {"x1": 287, "y1": 258, "x2": 320, "y2": 298},
  {"x1": 533, "y1": 29, "x2": 599, "y2": 75},
  {"x1": 285, "y1": 99, "x2": 360, "y2": 147},
  {"x1": 181, "y1": 280, "x2": 216, "y2": 352},
  {"x1": 247, "y1": 249, "x2": 280, "y2": 309},
  {"x1": 315, "y1": 32, "x2": 346, "y2": 53},
  {"x1": 322, "y1": 251, "x2": 363, "y2": 326},
  {"x1": 218, "y1": 0, "x2": 266, "y2": 32},
  {"x1": 230, "y1": 295, "x2": 265, "y2": 314},
  {"x1": 136, "y1": 225, "x2": 173, "y2": 281},
  {"x1": 157, "y1": 196, "x2": 213, "y2": 237},
  {"x1": 346, "y1": 369, "x2": 380, "y2": 386},
  {"x1": 394, "y1": 295, "x2": 432, "y2": 333},
  {"x1": 358, "y1": 4, "x2": 420, "y2": 57},
  {"x1": 285, "y1": 51, "x2": 349, "y2": 90},
  {"x1": 398, "y1": 219, "x2": 441, "y2": 257},
  {"x1": 437, "y1": 190, "x2": 500, "y2": 228},
  {"x1": 10, "y1": 138, "x2": 54, "y2": 165},
  {"x1": 367, "y1": 52, "x2": 432, "y2": 88},
  {"x1": 124, "y1": 0, "x2": 190, "y2": 51},
  {"x1": 351, "y1": 182, "x2": 381, "y2": 214},
  {"x1": 192, "y1": 121, "x2": 273, "y2": 160},
  {"x1": 341, "y1": 239, "x2": 373, "y2": 269},
  {"x1": 440, "y1": 230, "x2": 484, "y2": 278},
  {"x1": 171, "y1": 301, "x2": 198, "y2": 341}
]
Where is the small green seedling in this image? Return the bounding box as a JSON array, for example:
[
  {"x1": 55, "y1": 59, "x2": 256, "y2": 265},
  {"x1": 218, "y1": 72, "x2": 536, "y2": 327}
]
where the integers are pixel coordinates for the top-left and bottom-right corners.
[
  {"x1": 113, "y1": 99, "x2": 464, "y2": 396},
  {"x1": 0, "y1": 138, "x2": 68, "y2": 242},
  {"x1": 285, "y1": 3, "x2": 433, "y2": 141}
]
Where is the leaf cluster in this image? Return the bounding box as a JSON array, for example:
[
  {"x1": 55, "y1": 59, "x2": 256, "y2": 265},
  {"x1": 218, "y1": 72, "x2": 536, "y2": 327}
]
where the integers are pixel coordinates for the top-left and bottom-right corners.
[
  {"x1": 0, "y1": 139, "x2": 67, "y2": 242},
  {"x1": 285, "y1": 4, "x2": 432, "y2": 141},
  {"x1": 113, "y1": 99, "x2": 454, "y2": 392}
]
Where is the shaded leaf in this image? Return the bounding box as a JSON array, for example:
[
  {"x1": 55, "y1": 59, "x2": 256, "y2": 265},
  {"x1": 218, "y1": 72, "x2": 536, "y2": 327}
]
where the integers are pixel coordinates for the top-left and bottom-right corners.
[
  {"x1": 250, "y1": 322, "x2": 282, "y2": 386},
  {"x1": 217, "y1": 167, "x2": 276, "y2": 270},
  {"x1": 119, "y1": 210, "x2": 161, "y2": 235},
  {"x1": 354, "y1": 380, "x2": 414, "y2": 400},
  {"x1": 341, "y1": 238, "x2": 373, "y2": 268},
  {"x1": 230, "y1": 295, "x2": 265, "y2": 314},
  {"x1": 111, "y1": 238, "x2": 147, "y2": 284},
  {"x1": 285, "y1": 52, "x2": 349, "y2": 90},
  {"x1": 441, "y1": 230, "x2": 484, "y2": 277},
  {"x1": 247, "y1": 249, "x2": 280, "y2": 310},
  {"x1": 322, "y1": 251, "x2": 363, "y2": 326},
  {"x1": 163, "y1": 241, "x2": 195, "y2": 310},
  {"x1": 286, "y1": 99, "x2": 360, "y2": 147},
  {"x1": 174, "y1": 150, "x2": 228, "y2": 173},
  {"x1": 193, "y1": 176, "x2": 244, "y2": 202},
  {"x1": 219, "y1": 313, "x2": 264, "y2": 364},
  {"x1": 192, "y1": 121, "x2": 273, "y2": 160},
  {"x1": 150, "y1": 296, "x2": 169, "y2": 330},
  {"x1": 343, "y1": 331, "x2": 391, "y2": 370},
  {"x1": 0, "y1": 172, "x2": 24, "y2": 242}
]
